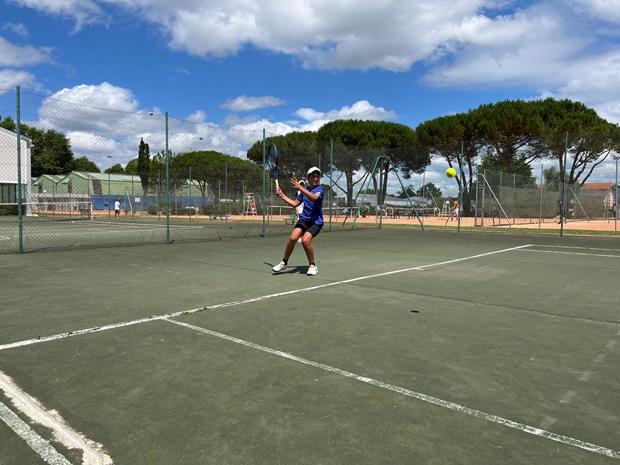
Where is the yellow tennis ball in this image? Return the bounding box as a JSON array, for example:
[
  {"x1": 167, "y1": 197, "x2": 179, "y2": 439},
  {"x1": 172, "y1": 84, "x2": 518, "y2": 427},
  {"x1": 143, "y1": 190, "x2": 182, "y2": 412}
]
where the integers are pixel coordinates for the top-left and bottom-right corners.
[{"x1": 445, "y1": 167, "x2": 457, "y2": 178}]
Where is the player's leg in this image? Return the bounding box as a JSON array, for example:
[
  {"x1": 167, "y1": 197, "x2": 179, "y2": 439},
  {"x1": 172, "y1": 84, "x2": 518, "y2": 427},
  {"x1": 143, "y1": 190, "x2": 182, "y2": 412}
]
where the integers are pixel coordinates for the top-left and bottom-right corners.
[
  {"x1": 301, "y1": 223, "x2": 322, "y2": 275},
  {"x1": 301, "y1": 232, "x2": 315, "y2": 262},
  {"x1": 296, "y1": 214, "x2": 303, "y2": 243},
  {"x1": 273, "y1": 224, "x2": 305, "y2": 272}
]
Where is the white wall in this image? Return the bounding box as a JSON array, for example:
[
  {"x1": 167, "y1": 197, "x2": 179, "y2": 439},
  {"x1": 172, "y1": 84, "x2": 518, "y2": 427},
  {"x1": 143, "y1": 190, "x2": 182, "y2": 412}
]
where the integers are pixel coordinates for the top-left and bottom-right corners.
[{"x1": 0, "y1": 128, "x2": 32, "y2": 197}]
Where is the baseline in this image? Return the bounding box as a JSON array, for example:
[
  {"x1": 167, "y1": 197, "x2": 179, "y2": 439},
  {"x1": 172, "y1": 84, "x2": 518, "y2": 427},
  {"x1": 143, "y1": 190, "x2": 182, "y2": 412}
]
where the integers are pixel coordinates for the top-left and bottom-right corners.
[
  {"x1": 0, "y1": 401, "x2": 72, "y2": 465},
  {"x1": 518, "y1": 249, "x2": 620, "y2": 259}
]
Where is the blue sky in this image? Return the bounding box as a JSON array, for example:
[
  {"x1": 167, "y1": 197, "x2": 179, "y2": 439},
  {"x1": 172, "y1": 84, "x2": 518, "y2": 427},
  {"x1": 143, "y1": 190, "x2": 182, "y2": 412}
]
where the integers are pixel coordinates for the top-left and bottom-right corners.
[{"x1": 1, "y1": 0, "x2": 619, "y2": 193}]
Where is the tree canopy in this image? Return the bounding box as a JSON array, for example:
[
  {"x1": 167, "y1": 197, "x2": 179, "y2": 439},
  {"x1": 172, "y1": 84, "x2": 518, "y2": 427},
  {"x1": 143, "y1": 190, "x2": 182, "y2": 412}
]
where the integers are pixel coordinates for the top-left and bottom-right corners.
[
  {"x1": 137, "y1": 138, "x2": 150, "y2": 192},
  {"x1": 73, "y1": 157, "x2": 100, "y2": 173},
  {"x1": 317, "y1": 120, "x2": 429, "y2": 206},
  {"x1": 104, "y1": 163, "x2": 125, "y2": 174},
  {"x1": 246, "y1": 131, "x2": 320, "y2": 180},
  {"x1": 171, "y1": 151, "x2": 261, "y2": 197}
]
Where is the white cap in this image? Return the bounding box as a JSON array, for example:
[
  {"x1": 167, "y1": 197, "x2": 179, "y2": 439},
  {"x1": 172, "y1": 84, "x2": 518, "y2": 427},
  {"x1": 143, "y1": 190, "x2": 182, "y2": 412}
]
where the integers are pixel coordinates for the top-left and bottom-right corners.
[{"x1": 307, "y1": 166, "x2": 322, "y2": 176}]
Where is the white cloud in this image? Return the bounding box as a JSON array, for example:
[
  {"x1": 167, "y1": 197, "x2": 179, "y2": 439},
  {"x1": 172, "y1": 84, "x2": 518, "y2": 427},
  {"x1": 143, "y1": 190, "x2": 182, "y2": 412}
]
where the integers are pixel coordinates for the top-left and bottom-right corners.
[
  {"x1": 97, "y1": 0, "x2": 492, "y2": 71},
  {"x1": 418, "y1": 3, "x2": 620, "y2": 123},
  {"x1": 221, "y1": 96, "x2": 285, "y2": 112},
  {"x1": 44, "y1": 82, "x2": 140, "y2": 112},
  {"x1": 571, "y1": 0, "x2": 620, "y2": 23},
  {"x1": 9, "y1": 0, "x2": 106, "y2": 31},
  {"x1": 0, "y1": 69, "x2": 38, "y2": 91},
  {"x1": 186, "y1": 110, "x2": 205, "y2": 123},
  {"x1": 2, "y1": 22, "x2": 30, "y2": 39},
  {"x1": 12, "y1": 0, "x2": 619, "y2": 124},
  {"x1": 0, "y1": 36, "x2": 52, "y2": 67},
  {"x1": 295, "y1": 100, "x2": 397, "y2": 126},
  {"x1": 30, "y1": 82, "x2": 401, "y2": 167}
]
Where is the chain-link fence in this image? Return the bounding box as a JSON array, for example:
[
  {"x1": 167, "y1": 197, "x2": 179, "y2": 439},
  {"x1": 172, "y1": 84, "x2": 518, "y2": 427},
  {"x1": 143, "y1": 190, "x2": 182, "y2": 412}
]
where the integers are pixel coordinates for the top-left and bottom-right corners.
[
  {"x1": 1, "y1": 87, "x2": 619, "y2": 253},
  {"x1": 471, "y1": 131, "x2": 619, "y2": 234}
]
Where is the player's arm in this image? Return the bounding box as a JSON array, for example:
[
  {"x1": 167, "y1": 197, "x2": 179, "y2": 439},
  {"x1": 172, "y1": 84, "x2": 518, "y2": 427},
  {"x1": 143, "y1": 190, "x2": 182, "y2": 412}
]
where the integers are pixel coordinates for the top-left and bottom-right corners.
[
  {"x1": 275, "y1": 187, "x2": 302, "y2": 208},
  {"x1": 292, "y1": 179, "x2": 321, "y2": 202}
]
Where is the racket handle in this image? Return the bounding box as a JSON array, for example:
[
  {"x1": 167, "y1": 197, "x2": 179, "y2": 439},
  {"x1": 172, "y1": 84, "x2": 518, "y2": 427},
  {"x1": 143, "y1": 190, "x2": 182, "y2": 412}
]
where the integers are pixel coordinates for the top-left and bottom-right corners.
[{"x1": 275, "y1": 179, "x2": 279, "y2": 189}]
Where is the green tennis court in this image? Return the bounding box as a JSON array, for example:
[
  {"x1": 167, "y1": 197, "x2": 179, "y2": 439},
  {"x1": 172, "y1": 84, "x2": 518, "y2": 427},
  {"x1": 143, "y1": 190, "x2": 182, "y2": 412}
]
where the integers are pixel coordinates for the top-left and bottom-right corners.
[{"x1": 0, "y1": 229, "x2": 618, "y2": 464}]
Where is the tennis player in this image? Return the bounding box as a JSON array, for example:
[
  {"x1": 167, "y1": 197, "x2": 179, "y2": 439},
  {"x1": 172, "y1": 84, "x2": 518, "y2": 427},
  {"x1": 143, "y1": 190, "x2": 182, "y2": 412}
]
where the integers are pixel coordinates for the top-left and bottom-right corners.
[
  {"x1": 272, "y1": 167, "x2": 323, "y2": 276},
  {"x1": 445, "y1": 198, "x2": 459, "y2": 223}
]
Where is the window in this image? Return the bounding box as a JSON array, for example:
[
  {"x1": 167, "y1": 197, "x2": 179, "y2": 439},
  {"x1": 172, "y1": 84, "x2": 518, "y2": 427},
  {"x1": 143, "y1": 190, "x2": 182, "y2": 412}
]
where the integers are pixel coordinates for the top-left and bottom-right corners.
[{"x1": 0, "y1": 183, "x2": 17, "y2": 203}]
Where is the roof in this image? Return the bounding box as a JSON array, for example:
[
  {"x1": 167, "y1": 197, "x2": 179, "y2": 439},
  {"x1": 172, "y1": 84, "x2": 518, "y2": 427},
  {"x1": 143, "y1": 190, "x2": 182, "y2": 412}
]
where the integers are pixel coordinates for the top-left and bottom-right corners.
[
  {"x1": 69, "y1": 171, "x2": 143, "y2": 182},
  {"x1": 53, "y1": 171, "x2": 201, "y2": 187},
  {"x1": 581, "y1": 182, "x2": 614, "y2": 190},
  {"x1": 32, "y1": 174, "x2": 64, "y2": 184},
  {"x1": 0, "y1": 126, "x2": 33, "y2": 144}
]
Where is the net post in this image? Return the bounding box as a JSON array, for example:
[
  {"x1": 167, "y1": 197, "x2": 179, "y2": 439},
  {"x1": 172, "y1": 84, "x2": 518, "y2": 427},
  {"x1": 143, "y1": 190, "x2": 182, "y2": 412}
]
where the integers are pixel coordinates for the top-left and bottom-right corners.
[
  {"x1": 16, "y1": 86, "x2": 24, "y2": 253},
  {"x1": 165, "y1": 111, "x2": 170, "y2": 243}
]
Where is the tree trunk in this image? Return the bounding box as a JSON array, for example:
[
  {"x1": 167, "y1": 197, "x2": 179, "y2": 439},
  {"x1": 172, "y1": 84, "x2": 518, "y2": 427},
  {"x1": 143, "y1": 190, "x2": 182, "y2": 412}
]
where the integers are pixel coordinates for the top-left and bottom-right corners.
[{"x1": 346, "y1": 170, "x2": 354, "y2": 207}]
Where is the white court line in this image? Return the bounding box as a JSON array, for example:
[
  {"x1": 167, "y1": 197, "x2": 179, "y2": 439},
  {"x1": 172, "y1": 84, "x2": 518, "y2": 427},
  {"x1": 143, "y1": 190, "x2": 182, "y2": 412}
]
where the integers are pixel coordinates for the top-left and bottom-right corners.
[
  {"x1": 518, "y1": 249, "x2": 620, "y2": 259},
  {"x1": 529, "y1": 245, "x2": 620, "y2": 252},
  {"x1": 0, "y1": 244, "x2": 532, "y2": 352},
  {"x1": 0, "y1": 372, "x2": 113, "y2": 465},
  {"x1": 0, "y1": 401, "x2": 72, "y2": 465},
  {"x1": 166, "y1": 318, "x2": 620, "y2": 459}
]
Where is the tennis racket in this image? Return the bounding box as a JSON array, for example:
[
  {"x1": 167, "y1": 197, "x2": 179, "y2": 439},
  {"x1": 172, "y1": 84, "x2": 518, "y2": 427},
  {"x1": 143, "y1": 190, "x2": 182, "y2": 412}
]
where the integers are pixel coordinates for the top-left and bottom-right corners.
[{"x1": 267, "y1": 143, "x2": 280, "y2": 189}]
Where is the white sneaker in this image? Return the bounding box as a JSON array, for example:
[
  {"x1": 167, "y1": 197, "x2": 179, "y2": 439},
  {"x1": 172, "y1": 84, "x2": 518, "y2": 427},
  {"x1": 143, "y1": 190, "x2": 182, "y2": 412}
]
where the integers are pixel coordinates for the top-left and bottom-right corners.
[
  {"x1": 272, "y1": 261, "x2": 287, "y2": 272},
  {"x1": 296, "y1": 237, "x2": 302, "y2": 244},
  {"x1": 307, "y1": 264, "x2": 318, "y2": 276}
]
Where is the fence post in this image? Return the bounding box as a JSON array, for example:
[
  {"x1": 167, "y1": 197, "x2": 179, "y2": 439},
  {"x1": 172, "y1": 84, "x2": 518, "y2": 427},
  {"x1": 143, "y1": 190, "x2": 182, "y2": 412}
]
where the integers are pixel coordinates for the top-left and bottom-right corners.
[
  {"x1": 224, "y1": 162, "x2": 228, "y2": 223},
  {"x1": 188, "y1": 165, "x2": 192, "y2": 221},
  {"x1": 261, "y1": 128, "x2": 266, "y2": 237},
  {"x1": 615, "y1": 157, "x2": 618, "y2": 233},
  {"x1": 513, "y1": 172, "x2": 516, "y2": 224},
  {"x1": 560, "y1": 132, "x2": 568, "y2": 238},
  {"x1": 165, "y1": 112, "x2": 170, "y2": 243},
  {"x1": 481, "y1": 169, "x2": 486, "y2": 226},
  {"x1": 108, "y1": 172, "x2": 111, "y2": 218},
  {"x1": 457, "y1": 141, "x2": 463, "y2": 233},
  {"x1": 329, "y1": 138, "x2": 333, "y2": 232},
  {"x1": 539, "y1": 161, "x2": 544, "y2": 229},
  {"x1": 16, "y1": 86, "x2": 24, "y2": 253},
  {"x1": 422, "y1": 169, "x2": 426, "y2": 228}
]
